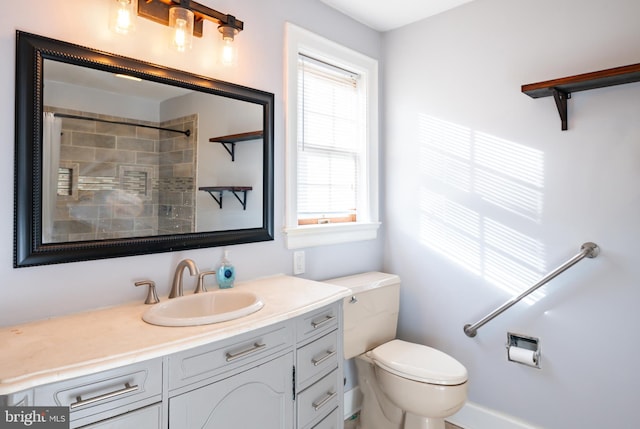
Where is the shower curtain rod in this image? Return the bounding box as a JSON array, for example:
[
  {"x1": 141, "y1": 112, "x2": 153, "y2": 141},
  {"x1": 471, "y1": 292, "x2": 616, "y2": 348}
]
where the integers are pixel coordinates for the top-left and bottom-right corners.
[{"x1": 52, "y1": 113, "x2": 191, "y2": 137}]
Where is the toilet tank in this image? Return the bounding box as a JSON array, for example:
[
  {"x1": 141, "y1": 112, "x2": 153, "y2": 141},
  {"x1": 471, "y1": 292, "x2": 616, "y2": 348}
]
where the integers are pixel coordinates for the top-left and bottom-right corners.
[{"x1": 323, "y1": 272, "x2": 400, "y2": 359}]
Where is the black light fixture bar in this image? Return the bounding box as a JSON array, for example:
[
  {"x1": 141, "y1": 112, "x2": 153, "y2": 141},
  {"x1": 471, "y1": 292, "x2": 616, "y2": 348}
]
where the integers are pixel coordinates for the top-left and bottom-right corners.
[{"x1": 137, "y1": 0, "x2": 243, "y2": 38}]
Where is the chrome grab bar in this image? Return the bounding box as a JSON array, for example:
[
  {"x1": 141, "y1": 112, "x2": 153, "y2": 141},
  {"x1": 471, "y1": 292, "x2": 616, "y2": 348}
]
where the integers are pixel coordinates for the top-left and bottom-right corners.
[{"x1": 464, "y1": 242, "x2": 599, "y2": 338}]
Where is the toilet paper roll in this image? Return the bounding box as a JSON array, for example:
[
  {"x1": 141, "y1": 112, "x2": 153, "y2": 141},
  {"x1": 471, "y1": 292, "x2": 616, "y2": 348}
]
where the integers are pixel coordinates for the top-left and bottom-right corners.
[{"x1": 508, "y1": 346, "x2": 538, "y2": 367}]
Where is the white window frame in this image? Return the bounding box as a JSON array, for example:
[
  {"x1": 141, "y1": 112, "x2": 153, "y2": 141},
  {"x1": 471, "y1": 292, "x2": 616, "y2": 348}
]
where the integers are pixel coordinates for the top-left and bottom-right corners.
[{"x1": 284, "y1": 23, "x2": 380, "y2": 249}]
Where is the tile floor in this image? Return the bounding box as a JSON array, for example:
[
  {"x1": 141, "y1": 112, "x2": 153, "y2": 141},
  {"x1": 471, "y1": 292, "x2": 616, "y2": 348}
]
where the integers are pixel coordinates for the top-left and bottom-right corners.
[{"x1": 344, "y1": 414, "x2": 462, "y2": 429}]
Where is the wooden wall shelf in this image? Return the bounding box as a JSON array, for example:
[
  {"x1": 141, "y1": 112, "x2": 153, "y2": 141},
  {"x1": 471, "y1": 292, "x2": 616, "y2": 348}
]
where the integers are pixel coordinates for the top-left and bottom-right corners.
[
  {"x1": 199, "y1": 186, "x2": 253, "y2": 210},
  {"x1": 522, "y1": 62, "x2": 640, "y2": 130},
  {"x1": 209, "y1": 131, "x2": 263, "y2": 161}
]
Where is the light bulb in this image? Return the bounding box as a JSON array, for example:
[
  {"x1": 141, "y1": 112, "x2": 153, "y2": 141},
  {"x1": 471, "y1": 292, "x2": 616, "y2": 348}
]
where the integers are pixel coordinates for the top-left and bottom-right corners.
[
  {"x1": 110, "y1": 0, "x2": 135, "y2": 35},
  {"x1": 221, "y1": 38, "x2": 237, "y2": 66},
  {"x1": 173, "y1": 19, "x2": 188, "y2": 52},
  {"x1": 169, "y1": 7, "x2": 194, "y2": 52},
  {"x1": 218, "y1": 25, "x2": 239, "y2": 66}
]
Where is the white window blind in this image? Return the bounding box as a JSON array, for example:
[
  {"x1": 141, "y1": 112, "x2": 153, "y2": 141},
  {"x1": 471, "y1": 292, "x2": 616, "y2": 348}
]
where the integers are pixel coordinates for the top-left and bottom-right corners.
[{"x1": 297, "y1": 54, "x2": 363, "y2": 224}]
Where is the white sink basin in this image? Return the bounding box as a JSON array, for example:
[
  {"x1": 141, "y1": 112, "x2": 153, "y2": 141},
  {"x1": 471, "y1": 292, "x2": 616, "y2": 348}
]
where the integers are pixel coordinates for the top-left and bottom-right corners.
[{"x1": 142, "y1": 290, "x2": 264, "y2": 327}]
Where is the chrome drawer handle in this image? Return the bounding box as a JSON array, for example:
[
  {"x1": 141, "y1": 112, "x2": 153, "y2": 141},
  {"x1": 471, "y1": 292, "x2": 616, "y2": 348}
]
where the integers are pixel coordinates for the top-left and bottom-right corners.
[
  {"x1": 311, "y1": 350, "x2": 336, "y2": 366},
  {"x1": 312, "y1": 391, "x2": 337, "y2": 411},
  {"x1": 311, "y1": 314, "x2": 335, "y2": 329},
  {"x1": 70, "y1": 382, "x2": 139, "y2": 409},
  {"x1": 225, "y1": 342, "x2": 266, "y2": 362}
]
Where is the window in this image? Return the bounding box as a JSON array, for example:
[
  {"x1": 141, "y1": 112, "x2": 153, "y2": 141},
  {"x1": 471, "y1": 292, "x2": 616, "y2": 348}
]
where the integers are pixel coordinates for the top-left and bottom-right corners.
[
  {"x1": 284, "y1": 23, "x2": 380, "y2": 249},
  {"x1": 297, "y1": 54, "x2": 361, "y2": 225}
]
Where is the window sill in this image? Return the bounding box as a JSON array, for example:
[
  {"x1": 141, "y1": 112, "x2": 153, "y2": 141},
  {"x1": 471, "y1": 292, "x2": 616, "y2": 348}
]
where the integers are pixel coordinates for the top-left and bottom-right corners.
[{"x1": 283, "y1": 222, "x2": 380, "y2": 249}]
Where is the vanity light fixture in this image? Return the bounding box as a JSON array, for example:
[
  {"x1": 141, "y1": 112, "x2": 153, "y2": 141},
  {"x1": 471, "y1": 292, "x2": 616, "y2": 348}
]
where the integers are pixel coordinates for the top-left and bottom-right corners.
[{"x1": 135, "y1": 0, "x2": 243, "y2": 62}]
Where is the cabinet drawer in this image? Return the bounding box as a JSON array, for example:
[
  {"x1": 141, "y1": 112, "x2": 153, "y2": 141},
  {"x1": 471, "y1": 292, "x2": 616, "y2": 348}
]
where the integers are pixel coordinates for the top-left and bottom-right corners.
[
  {"x1": 80, "y1": 403, "x2": 161, "y2": 429},
  {"x1": 296, "y1": 303, "x2": 338, "y2": 344},
  {"x1": 297, "y1": 369, "x2": 340, "y2": 429},
  {"x1": 168, "y1": 322, "x2": 292, "y2": 391},
  {"x1": 34, "y1": 359, "x2": 162, "y2": 428},
  {"x1": 296, "y1": 330, "x2": 338, "y2": 390},
  {"x1": 310, "y1": 407, "x2": 340, "y2": 429}
]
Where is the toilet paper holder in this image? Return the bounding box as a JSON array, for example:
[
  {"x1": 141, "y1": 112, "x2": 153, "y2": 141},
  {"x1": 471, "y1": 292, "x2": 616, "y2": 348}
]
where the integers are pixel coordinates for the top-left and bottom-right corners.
[{"x1": 506, "y1": 332, "x2": 540, "y2": 369}]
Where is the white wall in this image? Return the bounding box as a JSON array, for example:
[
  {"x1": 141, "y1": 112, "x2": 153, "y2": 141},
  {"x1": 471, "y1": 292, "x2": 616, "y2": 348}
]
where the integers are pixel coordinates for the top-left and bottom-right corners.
[
  {"x1": 161, "y1": 91, "x2": 264, "y2": 231},
  {"x1": 44, "y1": 80, "x2": 161, "y2": 123},
  {"x1": 0, "y1": 0, "x2": 383, "y2": 326},
  {"x1": 383, "y1": 0, "x2": 640, "y2": 427}
]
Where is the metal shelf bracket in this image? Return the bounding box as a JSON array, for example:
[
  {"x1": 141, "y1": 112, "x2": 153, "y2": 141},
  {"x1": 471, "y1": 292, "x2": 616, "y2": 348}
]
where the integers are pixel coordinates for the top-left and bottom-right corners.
[
  {"x1": 551, "y1": 88, "x2": 571, "y2": 131},
  {"x1": 219, "y1": 142, "x2": 237, "y2": 162}
]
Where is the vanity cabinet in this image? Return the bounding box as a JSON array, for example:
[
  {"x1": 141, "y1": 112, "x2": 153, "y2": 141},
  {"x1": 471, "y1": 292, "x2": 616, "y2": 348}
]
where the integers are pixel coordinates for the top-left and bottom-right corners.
[{"x1": 1, "y1": 301, "x2": 344, "y2": 429}]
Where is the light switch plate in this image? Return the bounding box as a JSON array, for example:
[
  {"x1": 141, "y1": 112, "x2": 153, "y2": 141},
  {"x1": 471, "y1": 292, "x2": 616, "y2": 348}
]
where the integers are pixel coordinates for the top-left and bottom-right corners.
[{"x1": 293, "y1": 251, "x2": 305, "y2": 275}]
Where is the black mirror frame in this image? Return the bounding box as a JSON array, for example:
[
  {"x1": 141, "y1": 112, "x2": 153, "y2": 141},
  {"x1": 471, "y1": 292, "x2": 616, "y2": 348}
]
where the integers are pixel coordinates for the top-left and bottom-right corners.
[{"x1": 14, "y1": 31, "x2": 274, "y2": 267}]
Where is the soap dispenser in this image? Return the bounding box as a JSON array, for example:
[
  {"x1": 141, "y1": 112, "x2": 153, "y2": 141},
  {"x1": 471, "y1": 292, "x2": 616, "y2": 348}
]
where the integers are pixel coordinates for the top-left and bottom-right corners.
[{"x1": 216, "y1": 250, "x2": 236, "y2": 289}]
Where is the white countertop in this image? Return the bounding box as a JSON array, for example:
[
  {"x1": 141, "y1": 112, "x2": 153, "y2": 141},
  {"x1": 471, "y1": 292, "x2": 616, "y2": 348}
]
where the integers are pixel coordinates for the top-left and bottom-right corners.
[{"x1": 0, "y1": 275, "x2": 350, "y2": 395}]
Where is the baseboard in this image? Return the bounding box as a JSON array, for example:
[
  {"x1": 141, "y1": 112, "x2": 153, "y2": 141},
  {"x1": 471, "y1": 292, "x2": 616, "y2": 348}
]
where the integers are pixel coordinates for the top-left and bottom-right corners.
[
  {"x1": 343, "y1": 387, "x2": 363, "y2": 419},
  {"x1": 448, "y1": 401, "x2": 541, "y2": 429},
  {"x1": 344, "y1": 388, "x2": 539, "y2": 428}
]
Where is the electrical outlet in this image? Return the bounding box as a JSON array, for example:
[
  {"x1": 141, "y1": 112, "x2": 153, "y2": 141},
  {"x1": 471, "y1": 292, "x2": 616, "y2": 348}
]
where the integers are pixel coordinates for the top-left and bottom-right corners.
[{"x1": 293, "y1": 251, "x2": 305, "y2": 275}]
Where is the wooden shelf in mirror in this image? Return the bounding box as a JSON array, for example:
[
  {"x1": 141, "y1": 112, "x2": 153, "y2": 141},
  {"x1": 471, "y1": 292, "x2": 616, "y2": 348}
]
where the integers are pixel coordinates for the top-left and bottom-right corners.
[
  {"x1": 199, "y1": 186, "x2": 253, "y2": 210},
  {"x1": 209, "y1": 131, "x2": 263, "y2": 161},
  {"x1": 522, "y1": 62, "x2": 640, "y2": 130}
]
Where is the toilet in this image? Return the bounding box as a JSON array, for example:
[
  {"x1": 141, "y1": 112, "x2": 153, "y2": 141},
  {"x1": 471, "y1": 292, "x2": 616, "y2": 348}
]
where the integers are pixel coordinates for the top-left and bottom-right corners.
[{"x1": 324, "y1": 272, "x2": 468, "y2": 429}]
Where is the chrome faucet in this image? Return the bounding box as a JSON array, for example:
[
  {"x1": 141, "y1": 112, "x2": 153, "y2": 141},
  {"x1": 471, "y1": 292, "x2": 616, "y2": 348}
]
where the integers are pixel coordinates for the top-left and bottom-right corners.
[{"x1": 169, "y1": 259, "x2": 199, "y2": 298}]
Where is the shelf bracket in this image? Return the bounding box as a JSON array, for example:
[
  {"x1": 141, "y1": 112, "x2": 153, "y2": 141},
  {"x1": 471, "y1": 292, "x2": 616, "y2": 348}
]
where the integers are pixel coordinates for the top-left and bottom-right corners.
[
  {"x1": 229, "y1": 190, "x2": 248, "y2": 210},
  {"x1": 219, "y1": 142, "x2": 237, "y2": 161},
  {"x1": 551, "y1": 88, "x2": 571, "y2": 131},
  {"x1": 203, "y1": 190, "x2": 224, "y2": 209}
]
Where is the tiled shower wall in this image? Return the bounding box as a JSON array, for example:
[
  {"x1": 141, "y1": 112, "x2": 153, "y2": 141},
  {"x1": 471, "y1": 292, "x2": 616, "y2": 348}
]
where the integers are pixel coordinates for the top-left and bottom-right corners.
[
  {"x1": 46, "y1": 107, "x2": 196, "y2": 242},
  {"x1": 158, "y1": 115, "x2": 197, "y2": 236}
]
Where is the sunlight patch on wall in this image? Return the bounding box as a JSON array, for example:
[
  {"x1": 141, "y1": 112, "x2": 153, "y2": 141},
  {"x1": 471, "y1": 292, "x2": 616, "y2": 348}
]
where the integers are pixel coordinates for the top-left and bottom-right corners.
[
  {"x1": 483, "y1": 219, "x2": 546, "y2": 303},
  {"x1": 420, "y1": 189, "x2": 481, "y2": 275},
  {"x1": 475, "y1": 130, "x2": 544, "y2": 222},
  {"x1": 475, "y1": 132, "x2": 544, "y2": 187},
  {"x1": 419, "y1": 116, "x2": 472, "y2": 192},
  {"x1": 475, "y1": 169, "x2": 543, "y2": 222},
  {"x1": 418, "y1": 114, "x2": 547, "y2": 303},
  {"x1": 420, "y1": 146, "x2": 472, "y2": 192}
]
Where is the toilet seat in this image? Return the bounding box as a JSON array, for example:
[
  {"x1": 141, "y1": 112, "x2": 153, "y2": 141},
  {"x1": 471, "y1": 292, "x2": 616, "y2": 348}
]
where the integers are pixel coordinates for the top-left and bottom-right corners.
[{"x1": 370, "y1": 339, "x2": 468, "y2": 386}]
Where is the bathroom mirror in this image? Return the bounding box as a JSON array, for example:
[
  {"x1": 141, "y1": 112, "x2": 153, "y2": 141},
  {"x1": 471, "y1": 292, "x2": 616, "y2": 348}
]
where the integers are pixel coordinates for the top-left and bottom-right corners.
[{"x1": 14, "y1": 31, "x2": 274, "y2": 267}]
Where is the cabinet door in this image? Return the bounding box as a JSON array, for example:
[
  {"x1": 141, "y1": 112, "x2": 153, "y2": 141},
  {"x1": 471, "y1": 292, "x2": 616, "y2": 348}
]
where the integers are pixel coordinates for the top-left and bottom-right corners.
[
  {"x1": 169, "y1": 353, "x2": 293, "y2": 429},
  {"x1": 80, "y1": 403, "x2": 161, "y2": 429}
]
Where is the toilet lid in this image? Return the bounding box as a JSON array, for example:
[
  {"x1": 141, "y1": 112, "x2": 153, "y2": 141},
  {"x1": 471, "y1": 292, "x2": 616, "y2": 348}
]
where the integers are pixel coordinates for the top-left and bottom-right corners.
[{"x1": 370, "y1": 339, "x2": 468, "y2": 385}]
